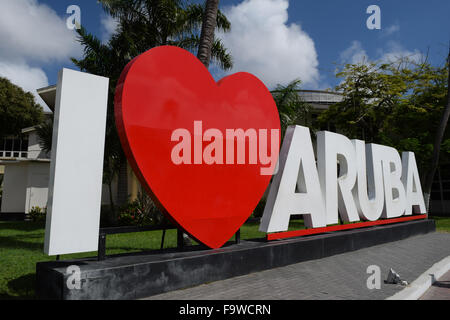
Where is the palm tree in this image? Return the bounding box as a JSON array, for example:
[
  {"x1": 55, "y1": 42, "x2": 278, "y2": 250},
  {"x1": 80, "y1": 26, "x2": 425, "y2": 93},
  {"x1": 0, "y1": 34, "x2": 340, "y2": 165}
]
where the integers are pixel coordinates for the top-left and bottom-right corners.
[
  {"x1": 197, "y1": 0, "x2": 220, "y2": 67},
  {"x1": 71, "y1": 0, "x2": 233, "y2": 224},
  {"x1": 35, "y1": 118, "x2": 53, "y2": 155},
  {"x1": 99, "y1": 0, "x2": 232, "y2": 69},
  {"x1": 272, "y1": 79, "x2": 312, "y2": 139}
]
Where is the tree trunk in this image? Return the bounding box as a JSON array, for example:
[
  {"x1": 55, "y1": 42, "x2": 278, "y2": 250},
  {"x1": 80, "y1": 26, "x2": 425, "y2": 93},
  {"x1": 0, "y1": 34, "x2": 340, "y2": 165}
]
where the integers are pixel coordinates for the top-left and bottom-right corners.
[
  {"x1": 423, "y1": 49, "x2": 450, "y2": 212},
  {"x1": 197, "y1": 0, "x2": 220, "y2": 68}
]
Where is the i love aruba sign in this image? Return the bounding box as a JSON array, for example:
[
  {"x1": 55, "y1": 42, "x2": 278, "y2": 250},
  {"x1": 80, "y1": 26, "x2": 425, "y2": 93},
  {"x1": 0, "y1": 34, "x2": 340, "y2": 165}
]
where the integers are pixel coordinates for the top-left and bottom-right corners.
[
  {"x1": 114, "y1": 46, "x2": 426, "y2": 249},
  {"x1": 44, "y1": 46, "x2": 426, "y2": 255}
]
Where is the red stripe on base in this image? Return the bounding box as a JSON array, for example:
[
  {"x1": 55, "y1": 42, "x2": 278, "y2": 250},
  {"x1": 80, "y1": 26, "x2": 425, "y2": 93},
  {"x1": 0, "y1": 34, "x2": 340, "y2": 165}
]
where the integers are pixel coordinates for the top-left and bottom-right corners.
[{"x1": 266, "y1": 214, "x2": 428, "y2": 241}]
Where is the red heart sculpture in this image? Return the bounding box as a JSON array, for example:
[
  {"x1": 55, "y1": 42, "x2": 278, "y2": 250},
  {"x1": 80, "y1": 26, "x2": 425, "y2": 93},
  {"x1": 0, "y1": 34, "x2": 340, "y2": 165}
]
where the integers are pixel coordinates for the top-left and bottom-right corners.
[{"x1": 115, "y1": 46, "x2": 280, "y2": 248}]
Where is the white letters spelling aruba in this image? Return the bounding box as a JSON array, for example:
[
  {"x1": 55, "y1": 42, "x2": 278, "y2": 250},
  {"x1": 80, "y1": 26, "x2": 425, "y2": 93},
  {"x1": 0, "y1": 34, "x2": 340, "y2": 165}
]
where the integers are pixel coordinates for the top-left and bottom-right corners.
[{"x1": 259, "y1": 125, "x2": 426, "y2": 233}]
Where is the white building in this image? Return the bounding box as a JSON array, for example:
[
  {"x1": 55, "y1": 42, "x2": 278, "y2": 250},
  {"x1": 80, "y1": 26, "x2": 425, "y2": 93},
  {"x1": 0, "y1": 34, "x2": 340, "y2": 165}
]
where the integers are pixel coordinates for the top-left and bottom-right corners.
[
  {"x1": 0, "y1": 85, "x2": 139, "y2": 216},
  {"x1": 0, "y1": 125, "x2": 51, "y2": 213}
]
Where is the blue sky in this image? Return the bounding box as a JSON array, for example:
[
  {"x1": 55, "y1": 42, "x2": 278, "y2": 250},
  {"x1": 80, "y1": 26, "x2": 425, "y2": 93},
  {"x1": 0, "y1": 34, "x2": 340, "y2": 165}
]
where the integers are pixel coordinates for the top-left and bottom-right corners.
[{"x1": 0, "y1": 0, "x2": 449, "y2": 108}]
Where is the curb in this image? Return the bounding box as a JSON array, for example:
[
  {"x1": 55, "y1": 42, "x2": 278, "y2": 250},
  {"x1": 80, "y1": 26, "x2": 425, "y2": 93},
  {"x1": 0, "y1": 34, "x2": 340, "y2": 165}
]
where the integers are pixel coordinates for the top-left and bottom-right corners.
[{"x1": 386, "y1": 255, "x2": 450, "y2": 300}]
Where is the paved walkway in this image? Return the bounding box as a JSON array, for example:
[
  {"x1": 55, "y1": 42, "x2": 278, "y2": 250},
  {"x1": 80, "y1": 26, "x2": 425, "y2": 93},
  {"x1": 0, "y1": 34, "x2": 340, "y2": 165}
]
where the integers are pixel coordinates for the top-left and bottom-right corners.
[
  {"x1": 145, "y1": 232, "x2": 450, "y2": 300},
  {"x1": 420, "y1": 270, "x2": 450, "y2": 300}
]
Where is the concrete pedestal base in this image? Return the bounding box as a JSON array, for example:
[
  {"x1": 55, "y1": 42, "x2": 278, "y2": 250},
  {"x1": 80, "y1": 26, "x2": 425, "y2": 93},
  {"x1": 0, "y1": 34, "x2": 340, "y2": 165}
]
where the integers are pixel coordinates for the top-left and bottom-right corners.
[{"x1": 36, "y1": 219, "x2": 435, "y2": 300}]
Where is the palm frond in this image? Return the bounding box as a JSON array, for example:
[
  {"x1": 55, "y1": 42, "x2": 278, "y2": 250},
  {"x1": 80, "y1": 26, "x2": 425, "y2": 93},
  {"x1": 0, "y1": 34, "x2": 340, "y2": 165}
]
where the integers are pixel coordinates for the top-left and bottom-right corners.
[
  {"x1": 35, "y1": 119, "x2": 53, "y2": 154},
  {"x1": 210, "y1": 37, "x2": 233, "y2": 71}
]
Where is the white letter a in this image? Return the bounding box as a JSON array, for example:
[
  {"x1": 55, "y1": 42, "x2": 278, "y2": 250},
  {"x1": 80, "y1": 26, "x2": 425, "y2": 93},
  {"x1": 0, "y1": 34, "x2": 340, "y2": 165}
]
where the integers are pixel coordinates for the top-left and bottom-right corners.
[{"x1": 259, "y1": 125, "x2": 326, "y2": 232}]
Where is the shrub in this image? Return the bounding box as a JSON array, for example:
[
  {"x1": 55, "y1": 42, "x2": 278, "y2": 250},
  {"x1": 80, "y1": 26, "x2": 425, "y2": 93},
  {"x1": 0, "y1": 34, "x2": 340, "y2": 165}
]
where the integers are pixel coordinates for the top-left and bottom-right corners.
[
  {"x1": 29, "y1": 206, "x2": 46, "y2": 223},
  {"x1": 118, "y1": 191, "x2": 166, "y2": 226}
]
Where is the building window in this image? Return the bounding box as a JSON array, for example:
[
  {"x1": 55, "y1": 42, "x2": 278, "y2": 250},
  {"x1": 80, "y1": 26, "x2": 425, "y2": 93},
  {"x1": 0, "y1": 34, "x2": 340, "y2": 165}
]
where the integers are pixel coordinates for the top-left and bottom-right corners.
[{"x1": 0, "y1": 137, "x2": 29, "y2": 158}]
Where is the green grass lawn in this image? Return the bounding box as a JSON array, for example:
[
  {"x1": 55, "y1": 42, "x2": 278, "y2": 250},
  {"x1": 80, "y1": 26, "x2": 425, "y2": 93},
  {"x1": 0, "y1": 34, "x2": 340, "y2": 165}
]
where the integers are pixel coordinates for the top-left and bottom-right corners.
[
  {"x1": 0, "y1": 217, "x2": 447, "y2": 299},
  {"x1": 0, "y1": 219, "x2": 292, "y2": 299},
  {"x1": 433, "y1": 216, "x2": 450, "y2": 233}
]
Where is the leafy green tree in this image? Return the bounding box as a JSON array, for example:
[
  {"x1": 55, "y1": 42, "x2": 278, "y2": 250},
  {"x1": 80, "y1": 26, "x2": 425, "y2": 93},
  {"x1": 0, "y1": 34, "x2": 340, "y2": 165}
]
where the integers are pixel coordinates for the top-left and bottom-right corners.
[
  {"x1": 422, "y1": 50, "x2": 450, "y2": 209},
  {"x1": 0, "y1": 77, "x2": 43, "y2": 138},
  {"x1": 318, "y1": 61, "x2": 412, "y2": 143},
  {"x1": 318, "y1": 56, "x2": 449, "y2": 212},
  {"x1": 386, "y1": 59, "x2": 449, "y2": 179}
]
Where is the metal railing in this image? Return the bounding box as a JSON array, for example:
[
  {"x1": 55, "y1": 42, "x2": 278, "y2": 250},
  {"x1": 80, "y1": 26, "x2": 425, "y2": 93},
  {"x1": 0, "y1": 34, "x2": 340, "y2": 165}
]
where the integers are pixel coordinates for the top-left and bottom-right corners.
[
  {"x1": 0, "y1": 151, "x2": 28, "y2": 158},
  {"x1": 96, "y1": 224, "x2": 241, "y2": 261}
]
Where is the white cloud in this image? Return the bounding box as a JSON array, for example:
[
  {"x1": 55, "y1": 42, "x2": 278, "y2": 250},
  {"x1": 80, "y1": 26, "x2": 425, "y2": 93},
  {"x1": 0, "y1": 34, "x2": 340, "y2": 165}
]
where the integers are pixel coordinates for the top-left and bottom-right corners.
[
  {"x1": 340, "y1": 41, "x2": 369, "y2": 64},
  {"x1": 0, "y1": 0, "x2": 82, "y2": 109},
  {"x1": 340, "y1": 40, "x2": 423, "y2": 65},
  {"x1": 0, "y1": 0, "x2": 81, "y2": 64},
  {"x1": 377, "y1": 41, "x2": 423, "y2": 64},
  {"x1": 218, "y1": 0, "x2": 319, "y2": 89},
  {"x1": 384, "y1": 23, "x2": 400, "y2": 36},
  {"x1": 101, "y1": 13, "x2": 119, "y2": 43}
]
